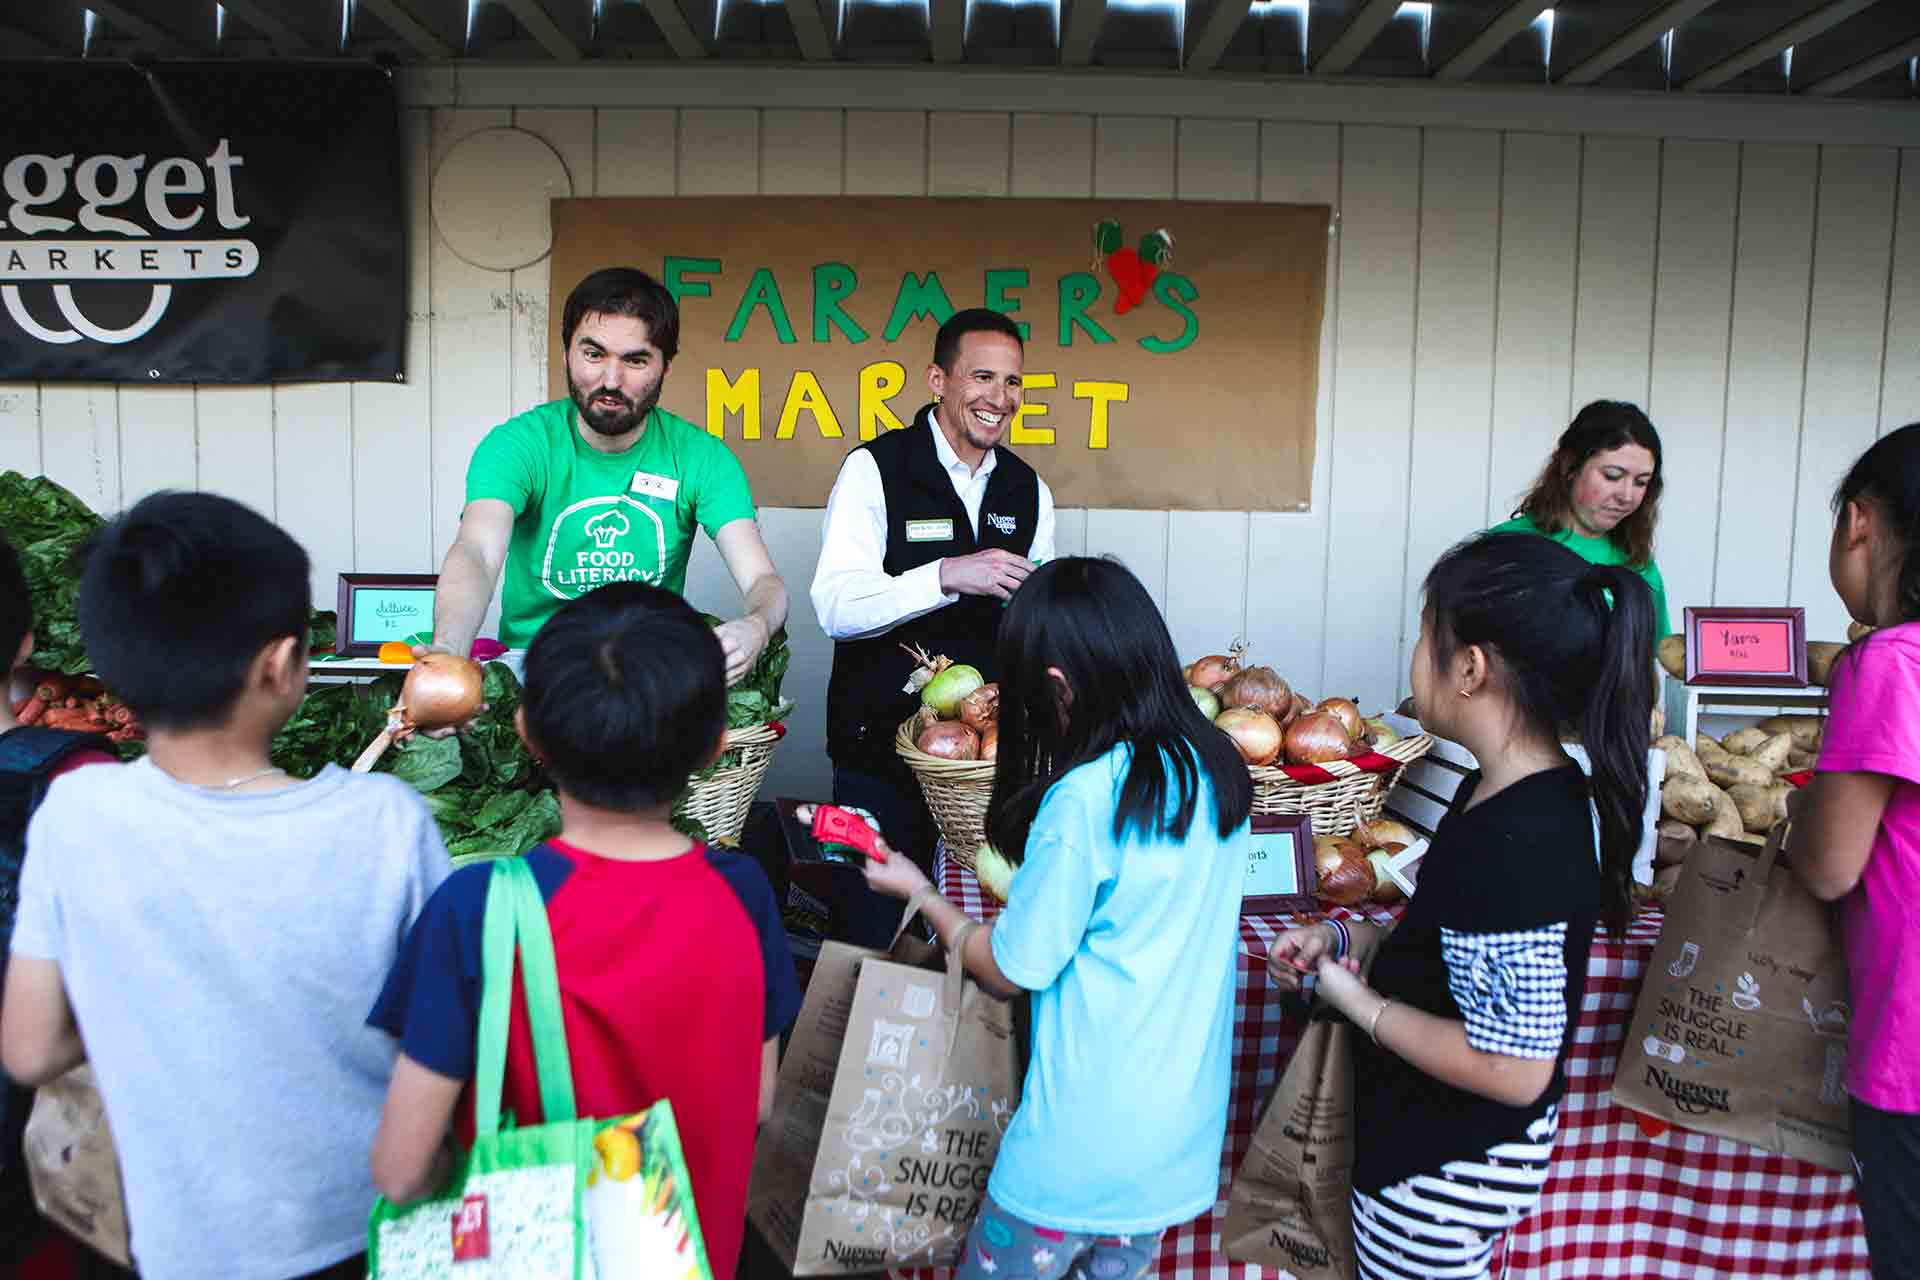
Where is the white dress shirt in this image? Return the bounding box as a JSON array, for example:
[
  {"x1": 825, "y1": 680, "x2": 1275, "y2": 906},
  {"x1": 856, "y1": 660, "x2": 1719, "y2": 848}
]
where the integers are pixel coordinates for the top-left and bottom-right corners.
[{"x1": 811, "y1": 412, "x2": 1057, "y2": 642}]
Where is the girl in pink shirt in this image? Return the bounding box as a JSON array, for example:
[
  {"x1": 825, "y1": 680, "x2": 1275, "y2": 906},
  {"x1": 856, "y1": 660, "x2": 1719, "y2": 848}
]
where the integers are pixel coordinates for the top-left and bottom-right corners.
[{"x1": 1793, "y1": 422, "x2": 1920, "y2": 1274}]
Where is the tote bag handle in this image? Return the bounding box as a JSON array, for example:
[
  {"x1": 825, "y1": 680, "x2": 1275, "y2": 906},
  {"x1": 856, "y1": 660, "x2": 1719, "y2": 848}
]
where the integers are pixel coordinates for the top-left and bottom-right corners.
[{"x1": 474, "y1": 857, "x2": 579, "y2": 1139}]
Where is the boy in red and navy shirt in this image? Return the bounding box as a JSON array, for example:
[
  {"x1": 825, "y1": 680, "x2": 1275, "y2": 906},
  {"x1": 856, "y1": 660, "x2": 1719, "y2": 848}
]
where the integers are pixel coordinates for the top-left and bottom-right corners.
[{"x1": 367, "y1": 582, "x2": 801, "y2": 1279}]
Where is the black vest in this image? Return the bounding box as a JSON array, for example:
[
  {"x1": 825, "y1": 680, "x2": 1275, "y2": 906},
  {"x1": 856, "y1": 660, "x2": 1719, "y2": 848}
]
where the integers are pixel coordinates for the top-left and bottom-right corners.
[{"x1": 825, "y1": 411, "x2": 1040, "y2": 769}]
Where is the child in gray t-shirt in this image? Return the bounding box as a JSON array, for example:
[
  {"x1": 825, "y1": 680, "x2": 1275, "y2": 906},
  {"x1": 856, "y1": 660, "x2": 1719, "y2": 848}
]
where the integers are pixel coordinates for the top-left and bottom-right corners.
[{"x1": 0, "y1": 494, "x2": 449, "y2": 1280}]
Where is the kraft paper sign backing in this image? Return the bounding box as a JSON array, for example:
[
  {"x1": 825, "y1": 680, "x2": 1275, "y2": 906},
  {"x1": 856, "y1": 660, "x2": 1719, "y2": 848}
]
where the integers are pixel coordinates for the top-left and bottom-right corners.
[{"x1": 548, "y1": 197, "x2": 1329, "y2": 512}]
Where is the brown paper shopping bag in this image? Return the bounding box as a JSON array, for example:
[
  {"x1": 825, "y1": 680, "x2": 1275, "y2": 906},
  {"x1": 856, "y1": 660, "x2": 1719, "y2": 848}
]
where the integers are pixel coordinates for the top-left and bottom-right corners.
[
  {"x1": 1222, "y1": 928, "x2": 1380, "y2": 1280},
  {"x1": 23, "y1": 1066, "x2": 133, "y2": 1268},
  {"x1": 1611, "y1": 821, "x2": 1853, "y2": 1172},
  {"x1": 748, "y1": 917, "x2": 1020, "y2": 1275}
]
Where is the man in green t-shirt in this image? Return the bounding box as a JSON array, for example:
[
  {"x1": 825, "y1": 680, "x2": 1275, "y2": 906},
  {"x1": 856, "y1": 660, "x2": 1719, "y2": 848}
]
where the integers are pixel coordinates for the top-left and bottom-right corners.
[{"x1": 418, "y1": 268, "x2": 788, "y2": 682}]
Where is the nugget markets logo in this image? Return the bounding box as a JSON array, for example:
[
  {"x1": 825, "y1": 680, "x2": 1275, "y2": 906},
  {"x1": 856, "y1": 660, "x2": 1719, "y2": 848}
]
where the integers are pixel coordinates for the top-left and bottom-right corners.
[
  {"x1": 540, "y1": 495, "x2": 668, "y2": 601},
  {"x1": 1644, "y1": 1065, "x2": 1732, "y2": 1117},
  {"x1": 0, "y1": 140, "x2": 259, "y2": 345},
  {"x1": 1267, "y1": 1231, "x2": 1332, "y2": 1269}
]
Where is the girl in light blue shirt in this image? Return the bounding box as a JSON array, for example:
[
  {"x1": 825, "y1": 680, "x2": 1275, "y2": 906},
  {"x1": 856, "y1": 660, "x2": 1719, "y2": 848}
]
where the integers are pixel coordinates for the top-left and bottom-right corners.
[{"x1": 865, "y1": 556, "x2": 1254, "y2": 1280}]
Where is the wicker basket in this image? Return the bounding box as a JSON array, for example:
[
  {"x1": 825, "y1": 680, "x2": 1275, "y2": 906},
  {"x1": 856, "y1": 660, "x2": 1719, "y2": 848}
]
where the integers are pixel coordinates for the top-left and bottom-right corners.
[
  {"x1": 681, "y1": 721, "x2": 783, "y2": 845},
  {"x1": 895, "y1": 718, "x2": 996, "y2": 872},
  {"x1": 1249, "y1": 733, "x2": 1434, "y2": 836}
]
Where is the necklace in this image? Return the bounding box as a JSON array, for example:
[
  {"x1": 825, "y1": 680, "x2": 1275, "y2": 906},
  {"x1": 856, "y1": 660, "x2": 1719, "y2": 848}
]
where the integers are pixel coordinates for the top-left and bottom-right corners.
[{"x1": 220, "y1": 766, "x2": 285, "y2": 790}]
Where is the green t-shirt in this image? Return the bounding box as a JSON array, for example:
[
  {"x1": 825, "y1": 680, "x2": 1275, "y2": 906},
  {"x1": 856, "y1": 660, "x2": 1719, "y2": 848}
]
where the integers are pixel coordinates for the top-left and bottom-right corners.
[
  {"x1": 466, "y1": 399, "x2": 757, "y2": 648},
  {"x1": 1485, "y1": 514, "x2": 1671, "y2": 641}
]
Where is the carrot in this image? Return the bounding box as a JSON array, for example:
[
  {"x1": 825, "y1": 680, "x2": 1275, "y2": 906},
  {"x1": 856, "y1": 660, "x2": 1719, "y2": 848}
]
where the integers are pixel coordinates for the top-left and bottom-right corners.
[
  {"x1": 10, "y1": 697, "x2": 26, "y2": 716},
  {"x1": 34, "y1": 675, "x2": 70, "y2": 704},
  {"x1": 17, "y1": 696, "x2": 48, "y2": 725},
  {"x1": 38, "y1": 710, "x2": 97, "y2": 731}
]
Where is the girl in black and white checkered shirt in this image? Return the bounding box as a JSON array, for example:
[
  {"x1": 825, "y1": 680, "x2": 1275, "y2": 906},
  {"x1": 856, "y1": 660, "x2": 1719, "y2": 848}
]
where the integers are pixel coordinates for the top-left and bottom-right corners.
[{"x1": 1268, "y1": 532, "x2": 1654, "y2": 1280}]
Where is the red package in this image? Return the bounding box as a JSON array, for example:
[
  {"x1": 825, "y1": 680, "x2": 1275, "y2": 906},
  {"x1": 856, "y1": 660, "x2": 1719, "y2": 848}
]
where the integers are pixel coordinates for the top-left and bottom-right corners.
[{"x1": 810, "y1": 804, "x2": 887, "y2": 862}]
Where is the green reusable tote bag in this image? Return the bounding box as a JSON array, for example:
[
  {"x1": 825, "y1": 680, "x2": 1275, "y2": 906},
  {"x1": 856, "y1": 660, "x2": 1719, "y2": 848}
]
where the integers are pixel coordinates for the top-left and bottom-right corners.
[{"x1": 368, "y1": 856, "x2": 715, "y2": 1279}]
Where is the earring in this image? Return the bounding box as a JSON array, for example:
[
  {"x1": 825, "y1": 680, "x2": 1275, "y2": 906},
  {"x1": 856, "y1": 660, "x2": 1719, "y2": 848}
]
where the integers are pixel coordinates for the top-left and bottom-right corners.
[{"x1": 934, "y1": 393, "x2": 943, "y2": 403}]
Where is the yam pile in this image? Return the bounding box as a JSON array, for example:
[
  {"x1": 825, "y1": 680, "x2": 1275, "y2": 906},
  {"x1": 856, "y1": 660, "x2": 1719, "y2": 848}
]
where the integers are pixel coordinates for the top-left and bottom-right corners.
[{"x1": 1649, "y1": 715, "x2": 1821, "y2": 900}]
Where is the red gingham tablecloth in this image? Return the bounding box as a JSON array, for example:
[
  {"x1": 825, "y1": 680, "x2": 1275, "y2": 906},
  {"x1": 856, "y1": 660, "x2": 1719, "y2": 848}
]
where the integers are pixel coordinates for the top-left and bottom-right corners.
[{"x1": 895, "y1": 853, "x2": 1868, "y2": 1280}]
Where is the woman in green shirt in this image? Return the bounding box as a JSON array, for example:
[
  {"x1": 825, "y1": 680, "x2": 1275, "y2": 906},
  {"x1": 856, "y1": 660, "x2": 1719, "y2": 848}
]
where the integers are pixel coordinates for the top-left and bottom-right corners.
[{"x1": 1488, "y1": 400, "x2": 1670, "y2": 640}]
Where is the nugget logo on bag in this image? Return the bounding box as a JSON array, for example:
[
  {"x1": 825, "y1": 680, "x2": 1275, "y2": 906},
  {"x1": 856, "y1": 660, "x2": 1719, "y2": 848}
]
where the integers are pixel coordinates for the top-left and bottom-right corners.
[
  {"x1": 451, "y1": 1193, "x2": 489, "y2": 1260},
  {"x1": 1644, "y1": 1066, "x2": 1731, "y2": 1117},
  {"x1": 1266, "y1": 1231, "x2": 1332, "y2": 1269},
  {"x1": 824, "y1": 1241, "x2": 887, "y2": 1266}
]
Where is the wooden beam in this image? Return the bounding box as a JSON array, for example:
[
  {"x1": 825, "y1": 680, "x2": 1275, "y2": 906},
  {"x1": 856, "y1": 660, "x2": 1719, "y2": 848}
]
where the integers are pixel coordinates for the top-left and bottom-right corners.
[
  {"x1": 499, "y1": 0, "x2": 584, "y2": 57},
  {"x1": 0, "y1": 20, "x2": 61, "y2": 54},
  {"x1": 1559, "y1": 0, "x2": 1718, "y2": 85},
  {"x1": 1683, "y1": 0, "x2": 1879, "y2": 92},
  {"x1": 212, "y1": 0, "x2": 321, "y2": 51},
  {"x1": 1185, "y1": 0, "x2": 1252, "y2": 71},
  {"x1": 1804, "y1": 31, "x2": 1920, "y2": 96},
  {"x1": 1060, "y1": 0, "x2": 1105, "y2": 65},
  {"x1": 786, "y1": 0, "x2": 835, "y2": 59},
  {"x1": 83, "y1": 0, "x2": 206, "y2": 54},
  {"x1": 1312, "y1": 0, "x2": 1399, "y2": 75},
  {"x1": 931, "y1": 0, "x2": 964, "y2": 62},
  {"x1": 358, "y1": 0, "x2": 456, "y2": 57},
  {"x1": 1435, "y1": 0, "x2": 1552, "y2": 81},
  {"x1": 643, "y1": 0, "x2": 708, "y2": 57}
]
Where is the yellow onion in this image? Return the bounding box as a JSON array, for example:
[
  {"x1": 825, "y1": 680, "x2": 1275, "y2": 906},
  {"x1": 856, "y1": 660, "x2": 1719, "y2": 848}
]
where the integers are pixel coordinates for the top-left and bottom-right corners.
[
  {"x1": 1352, "y1": 816, "x2": 1419, "y2": 853},
  {"x1": 1216, "y1": 666, "x2": 1293, "y2": 720},
  {"x1": 916, "y1": 721, "x2": 980, "y2": 760},
  {"x1": 979, "y1": 724, "x2": 999, "y2": 761},
  {"x1": 1313, "y1": 836, "x2": 1372, "y2": 907},
  {"x1": 1316, "y1": 696, "x2": 1364, "y2": 741},
  {"x1": 1361, "y1": 715, "x2": 1400, "y2": 749},
  {"x1": 1365, "y1": 850, "x2": 1406, "y2": 904},
  {"x1": 958, "y1": 682, "x2": 1000, "y2": 732},
  {"x1": 401, "y1": 654, "x2": 485, "y2": 733},
  {"x1": 1284, "y1": 712, "x2": 1354, "y2": 766},
  {"x1": 1216, "y1": 708, "x2": 1282, "y2": 766},
  {"x1": 1186, "y1": 652, "x2": 1243, "y2": 691}
]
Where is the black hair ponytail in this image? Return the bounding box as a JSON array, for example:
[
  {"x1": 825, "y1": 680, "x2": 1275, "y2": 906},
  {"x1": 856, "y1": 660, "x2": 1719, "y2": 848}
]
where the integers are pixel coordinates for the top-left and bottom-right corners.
[
  {"x1": 1834, "y1": 422, "x2": 1920, "y2": 625},
  {"x1": 1572, "y1": 564, "x2": 1655, "y2": 936},
  {"x1": 1422, "y1": 533, "x2": 1654, "y2": 936}
]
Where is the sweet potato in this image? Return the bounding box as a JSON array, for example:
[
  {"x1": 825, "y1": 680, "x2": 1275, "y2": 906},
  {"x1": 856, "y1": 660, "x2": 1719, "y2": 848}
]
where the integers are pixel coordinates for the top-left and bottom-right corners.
[
  {"x1": 1808, "y1": 641, "x2": 1846, "y2": 687},
  {"x1": 1723, "y1": 727, "x2": 1772, "y2": 756},
  {"x1": 1655, "y1": 818, "x2": 1698, "y2": 868},
  {"x1": 1705, "y1": 753, "x2": 1773, "y2": 792},
  {"x1": 1662, "y1": 775, "x2": 1720, "y2": 826},
  {"x1": 1657, "y1": 634, "x2": 1687, "y2": 680},
  {"x1": 1705, "y1": 784, "x2": 1746, "y2": 838},
  {"x1": 1757, "y1": 714, "x2": 1824, "y2": 753},
  {"x1": 1787, "y1": 747, "x2": 1817, "y2": 772},
  {"x1": 1728, "y1": 782, "x2": 1791, "y2": 834},
  {"x1": 1650, "y1": 863, "x2": 1684, "y2": 901},
  {"x1": 1649, "y1": 705, "x2": 1666, "y2": 741},
  {"x1": 1654, "y1": 736, "x2": 1705, "y2": 781},
  {"x1": 1748, "y1": 732, "x2": 1793, "y2": 773}
]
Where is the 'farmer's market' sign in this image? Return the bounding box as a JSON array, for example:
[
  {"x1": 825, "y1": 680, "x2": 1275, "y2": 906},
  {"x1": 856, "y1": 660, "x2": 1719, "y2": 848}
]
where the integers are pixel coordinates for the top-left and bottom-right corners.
[{"x1": 549, "y1": 197, "x2": 1328, "y2": 512}]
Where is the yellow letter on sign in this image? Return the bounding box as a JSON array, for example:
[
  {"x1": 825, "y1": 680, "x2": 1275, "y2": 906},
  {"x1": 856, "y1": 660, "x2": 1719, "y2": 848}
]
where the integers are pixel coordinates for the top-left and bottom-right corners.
[
  {"x1": 777, "y1": 370, "x2": 845, "y2": 439},
  {"x1": 1074, "y1": 380, "x2": 1129, "y2": 449},
  {"x1": 707, "y1": 367, "x2": 761, "y2": 440},
  {"x1": 1009, "y1": 372, "x2": 1056, "y2": 445},
  {"x1": 859, "y1": 361, "x2": 907, "y2": 440}
]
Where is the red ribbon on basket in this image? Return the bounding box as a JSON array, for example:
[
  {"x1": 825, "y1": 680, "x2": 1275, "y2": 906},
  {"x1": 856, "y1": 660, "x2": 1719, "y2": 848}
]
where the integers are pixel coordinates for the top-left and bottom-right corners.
[{"x1": 1269, "y1": 750, "x2": 1402, "y2": 785}]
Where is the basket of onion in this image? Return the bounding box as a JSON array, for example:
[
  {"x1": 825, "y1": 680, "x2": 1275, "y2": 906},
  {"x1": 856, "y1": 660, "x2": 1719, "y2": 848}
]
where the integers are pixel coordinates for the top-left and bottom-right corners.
[
  {"x1": 892, "y1": 645, "x2": 1000, "y2": 873},
  {"x1": 1185, "y1": 648, "x2": 1432, "y2": 838}
]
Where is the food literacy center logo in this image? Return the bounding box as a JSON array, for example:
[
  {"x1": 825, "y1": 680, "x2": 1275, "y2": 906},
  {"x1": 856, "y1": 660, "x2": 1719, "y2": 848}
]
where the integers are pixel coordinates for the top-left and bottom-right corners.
[
  {"x1": 540, "y1": 496, "x2": 669, "y2": 600},
  {"x1": 1, "y1": 140, "x2": 258, "y2": 345}
]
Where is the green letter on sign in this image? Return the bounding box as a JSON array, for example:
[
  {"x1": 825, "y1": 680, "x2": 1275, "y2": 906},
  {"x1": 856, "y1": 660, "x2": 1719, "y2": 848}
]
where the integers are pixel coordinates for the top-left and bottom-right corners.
[
  {"x1": 882, "y1": 272, "x2": 957, "y2": 342},
  {"x1": 984, "y1": 268, "x2": 1031, "y2": 341},
  {"x1": 813, "y1": 263, "x2": 869, "y2": 343},
  {"x1": 663, "y1": 256, "x2": 721, "y2": 306},
  {"x1": 1057, "y1": 273, "x2": 1114, "y2": 346},
  {"x1": 1139, "y1": 273, "x2": 1199, "y2": 355},
  {"x1": 726, "y1": 268, "x2": 799, "y2": 344}
]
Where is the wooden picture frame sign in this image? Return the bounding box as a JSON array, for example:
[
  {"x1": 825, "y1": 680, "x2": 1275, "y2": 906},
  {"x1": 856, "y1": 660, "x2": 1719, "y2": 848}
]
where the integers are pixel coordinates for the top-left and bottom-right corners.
[
  {"x1": 1683, "y1": 607, "x2": 1808, "y2": 688},
  {"x1": 1244, "y1": 814, "x2": 1318, "y2": 915},
  {"x1": 335, "y1": 573, "x2": 438, "y2": 657}
]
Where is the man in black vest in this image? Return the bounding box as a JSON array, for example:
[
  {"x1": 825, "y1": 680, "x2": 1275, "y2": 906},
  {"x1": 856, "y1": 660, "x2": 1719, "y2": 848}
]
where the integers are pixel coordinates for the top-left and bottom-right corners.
[{"x1": 811, "y1": 309, "x2": 1055, "y2": 943}]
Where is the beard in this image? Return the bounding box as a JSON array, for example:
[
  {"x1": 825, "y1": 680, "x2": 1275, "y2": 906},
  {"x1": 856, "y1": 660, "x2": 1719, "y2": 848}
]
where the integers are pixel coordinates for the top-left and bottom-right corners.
[{"x1": 570, "y1": 376, "x2": 662, "y2": 437}]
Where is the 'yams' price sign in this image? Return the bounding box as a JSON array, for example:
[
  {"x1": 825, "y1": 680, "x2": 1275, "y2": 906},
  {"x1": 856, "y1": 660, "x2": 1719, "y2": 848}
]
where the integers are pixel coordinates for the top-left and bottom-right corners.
[
  {"x1": 1682, "y1": 607, "x2": 1808, "y2": 687},
  {"x1": 549, "y1": 197, "x2": 1330, "y2": 512}
]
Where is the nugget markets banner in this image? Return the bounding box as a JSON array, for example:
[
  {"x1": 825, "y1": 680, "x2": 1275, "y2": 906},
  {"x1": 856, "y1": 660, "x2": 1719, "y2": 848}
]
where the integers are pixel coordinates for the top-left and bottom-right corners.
[
  {"x1": 0, "y1": 64, "x2": 403, "y2": 383},
  {"x1": 550, "y1": 198, "x2": 1329, "y2": 511}
]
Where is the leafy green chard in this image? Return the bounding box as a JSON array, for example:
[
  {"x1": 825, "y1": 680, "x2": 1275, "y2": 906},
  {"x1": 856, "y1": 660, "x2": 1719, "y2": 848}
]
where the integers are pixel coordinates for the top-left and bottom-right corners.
[{"x1": 0, "y1": 472, "x2": 104, "y2": 675}]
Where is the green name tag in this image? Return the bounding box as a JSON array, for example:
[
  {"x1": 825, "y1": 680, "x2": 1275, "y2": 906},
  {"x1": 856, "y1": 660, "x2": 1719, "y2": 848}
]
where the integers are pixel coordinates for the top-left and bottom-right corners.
[{"x1": 905, "y1": 519, "x2": 955, "y2": 543}]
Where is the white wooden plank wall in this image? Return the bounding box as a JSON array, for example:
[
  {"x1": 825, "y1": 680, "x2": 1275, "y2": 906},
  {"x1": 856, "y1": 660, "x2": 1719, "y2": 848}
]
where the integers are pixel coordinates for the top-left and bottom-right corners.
[{"x1": 5, "y1": 102, "x2": 1919, "y2": 802}]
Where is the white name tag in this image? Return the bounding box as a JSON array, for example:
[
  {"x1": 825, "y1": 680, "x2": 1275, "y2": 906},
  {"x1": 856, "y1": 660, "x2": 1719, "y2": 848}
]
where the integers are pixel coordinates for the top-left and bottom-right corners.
[
  {"x1": 905, "y1": 519, "x2": 954, "y2": 543},
  {"x1": 629, "y1": 471, "x2": 679, "y2": 502}
]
